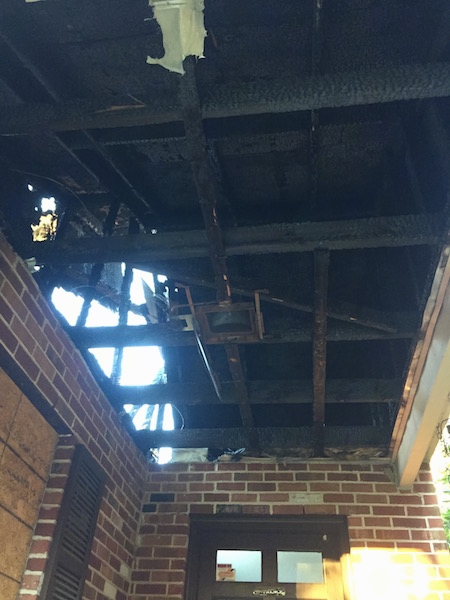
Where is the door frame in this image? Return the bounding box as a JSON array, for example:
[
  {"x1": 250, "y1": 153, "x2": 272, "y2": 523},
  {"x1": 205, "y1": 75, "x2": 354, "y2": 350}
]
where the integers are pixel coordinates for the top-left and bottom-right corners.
[{"x1": 185, "y1": 515, "x2": 353, "y2": 600}]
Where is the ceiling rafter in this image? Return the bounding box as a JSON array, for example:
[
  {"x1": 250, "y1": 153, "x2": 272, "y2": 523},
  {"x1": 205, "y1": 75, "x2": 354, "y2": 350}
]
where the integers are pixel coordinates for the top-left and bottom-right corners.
[
  {"x1": 178, "y1": 59, "x2": 258, "y2": 449},
  {"x1": 2, "y1": 62, "x2": 450, "y2": 135},
  {"x1": 70, "y1": 136, "x2": 158, "y2": 229},
  {"x1": 2, "y1": 1, "x2": 447, "y2": 460},
  {"x1": 66, "y1": 320, "x2": 414, "y2": 349},
  {"x1": 103, "y1": 378, "x2": 402, "y2": 408},
  {"x1": 0, "y1": 30, "x2": 159, "y2": 230},
  {"x1": 65, "y1": 120, "x2": 391, "y2": 155},
  {"x1": 179, "y1": 59, "x2": 257, "y2": 446},
  {"x1": 225, "y1": 345, "x2": 260, "y2": 451},
  {"x1": 133, "y1": 426, "x2": 391, "y2": 451},
  {"x1": 178, "y1": 58, "x2": 231, "y2": 303},
  {"x1": 308, "y1": 0, "x2": 324, "y2": 215},
  {"x1": 180, "y1": 272, "x2": 417, "y2": 333},
  {"x1": 111, "y1": 249, "x2": 135, "y2": 385},
  {"x1": 55, "y1": 261, "x2": 416, "y2": 334},
  {"x1": 75, "y1": 201, "x2": 120, "y2": 327},
  {"x1": 312, "y1": 249, "x2": 329, "y2": 456},
  {"x1": 32, "y1": 213, "x2": 443, "y2": 264},
  {"x1": 132, "y1": 266, "x2": 417, "y2": 333}
]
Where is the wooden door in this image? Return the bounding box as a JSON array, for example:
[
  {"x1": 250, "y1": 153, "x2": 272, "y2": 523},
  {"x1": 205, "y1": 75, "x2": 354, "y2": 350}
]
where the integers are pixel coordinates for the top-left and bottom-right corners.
[{"x1": 185, "y1": 516, "x2": 351, "y2": 600}]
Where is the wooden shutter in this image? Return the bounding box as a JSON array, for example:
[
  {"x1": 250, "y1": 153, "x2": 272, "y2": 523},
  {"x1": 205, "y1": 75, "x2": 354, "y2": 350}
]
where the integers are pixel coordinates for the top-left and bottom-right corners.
[{"x1": 41, "y1": 445, "x2": 106, "y2": 600}]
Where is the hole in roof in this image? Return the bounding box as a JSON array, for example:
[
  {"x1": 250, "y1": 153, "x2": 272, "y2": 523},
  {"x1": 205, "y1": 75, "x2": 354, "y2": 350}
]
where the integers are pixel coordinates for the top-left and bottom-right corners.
[
  {"x1": 119, "y1": 346, "x2": 165, "y2": 386},
  {"x1": 50, "y1": 270, "x2": 174, "y2": 464},
  {"x1": 52, "y1": 287, "x2": 84, "y2": 326},
  {"x1": 41, "y1": 196, "x2": 56, "y2": 212},
  {"x1": 31, "y1": 195, "x2": 58, "y2": 242},
  {"x1": 89, "y1": 348, "x2": 115, "y2": 377},
  {"x1": 123, "y1": 403, "x2": 175, "y2": 464},
  {"x1": 86, "y1": 300, "x2": 119, "y2": 327}
]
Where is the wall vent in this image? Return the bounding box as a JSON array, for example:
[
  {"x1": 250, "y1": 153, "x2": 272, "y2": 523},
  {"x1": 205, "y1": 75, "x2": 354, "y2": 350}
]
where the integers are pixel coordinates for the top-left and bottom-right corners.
[{"x1": 41, "y1": 445, "x2": 106, "y2": 600}]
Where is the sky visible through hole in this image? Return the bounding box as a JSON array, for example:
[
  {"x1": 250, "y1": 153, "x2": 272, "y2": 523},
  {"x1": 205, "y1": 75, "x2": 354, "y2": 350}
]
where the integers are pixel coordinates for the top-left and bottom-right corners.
[{"x1": 51, "y1": 267, "x2": 174, "y2": 463}]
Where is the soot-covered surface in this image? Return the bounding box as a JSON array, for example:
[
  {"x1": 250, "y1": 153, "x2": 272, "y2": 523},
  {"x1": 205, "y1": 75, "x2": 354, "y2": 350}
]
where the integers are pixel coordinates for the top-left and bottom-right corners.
[{"x1": 1, "y1": 0, "x2": 449, "y2": 459}]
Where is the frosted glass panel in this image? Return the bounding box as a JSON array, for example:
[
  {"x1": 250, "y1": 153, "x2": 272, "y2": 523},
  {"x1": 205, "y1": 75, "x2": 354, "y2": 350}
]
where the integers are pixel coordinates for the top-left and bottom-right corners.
[
  {"x1": 277, "y1": 551, "x2": 324, "y2": 583},
  {"x1": 216, "y1": 550, "x2": 262, "y2": 582}
]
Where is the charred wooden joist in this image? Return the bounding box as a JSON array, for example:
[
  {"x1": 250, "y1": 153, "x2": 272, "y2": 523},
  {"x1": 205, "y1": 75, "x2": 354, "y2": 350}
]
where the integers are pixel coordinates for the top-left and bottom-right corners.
[
  {"x1": 133, "y1": 425, "x2": 391, "y2": 450},
  {"x1": 3, "y1": 63, "x2": 450, "y2": 135},
  {"x1": 32, "y1": 213, "x2": 443, "y2": 265},
  {"x1": 312, "y1": 249, "x2": 329, "y2": 456},
  {"x1": 0, "y1": 30, "x2": 158, "y2": 230},
  {"x1": 66, "y1": 320, "x2": 414, "y2": 349},
  {"x1": 105, "y1": 378, "x2": 403, "y2": 407},
  {"x1": 225, "y1": 345, "x2": 260, "y2": 451},
  {"x1": 1, "y1": 0, "x2": 447, "y2": 462},
  {"x1": 178, "y1": 58, "x2": 231, "y2": 303}
]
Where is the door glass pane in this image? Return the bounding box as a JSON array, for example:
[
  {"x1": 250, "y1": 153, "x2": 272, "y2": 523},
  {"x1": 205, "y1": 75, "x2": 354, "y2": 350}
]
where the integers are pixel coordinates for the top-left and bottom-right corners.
[
  {"x1": 277, "y1": 551, "x2": 324, "y2": 583},
  {"x1": 216, "y1": 550, "x2": 262, "y2": 582}
]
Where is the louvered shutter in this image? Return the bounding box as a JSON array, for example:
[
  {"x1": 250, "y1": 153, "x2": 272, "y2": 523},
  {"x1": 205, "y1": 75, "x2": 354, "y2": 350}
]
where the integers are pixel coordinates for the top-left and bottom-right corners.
[{"x1": 41, "y1": 445, "x2": 106, "y2": 600}]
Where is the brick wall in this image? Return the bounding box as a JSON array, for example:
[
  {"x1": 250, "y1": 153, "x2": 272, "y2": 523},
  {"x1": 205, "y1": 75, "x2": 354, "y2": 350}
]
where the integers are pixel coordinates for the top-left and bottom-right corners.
[
  {"x1": 0, "y1": 232, "x2": 148, "y2": 600},
  {"x1": 0, "y1": 368, "x2": 58, "y2": 600},
  {"x1": 2, "y1": 231, "x2": 450, "y2": 600},
  {"x1": 133, "y1": 461, "x2": 450, "y2": 600}
]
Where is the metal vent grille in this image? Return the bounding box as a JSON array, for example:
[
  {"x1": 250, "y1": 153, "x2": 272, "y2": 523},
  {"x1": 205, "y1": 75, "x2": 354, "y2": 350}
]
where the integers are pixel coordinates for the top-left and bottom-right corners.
[
  {"x1": 41, "y1": 446, "x2": 106, "y2": 600},
  {"x1": 61, "y1": 462, "x2": 103, "y2": 562},
  {"x1": 52, "y1": 566, "x2": 82, "y2": 600}
]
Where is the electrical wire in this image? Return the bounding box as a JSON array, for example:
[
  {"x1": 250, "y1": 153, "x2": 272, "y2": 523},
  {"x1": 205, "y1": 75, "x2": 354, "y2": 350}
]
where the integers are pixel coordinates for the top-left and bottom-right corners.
[
  {"x1": 171, "y1": 404, "x2": 185, "y2": 430},
  {"x1": 6, "y1": 166, "x2": 95, "y2": 221}
]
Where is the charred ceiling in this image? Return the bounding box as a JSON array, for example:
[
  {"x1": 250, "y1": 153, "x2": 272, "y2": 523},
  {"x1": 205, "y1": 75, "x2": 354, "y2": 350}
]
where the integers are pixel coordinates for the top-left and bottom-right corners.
[{"x1": 1, "y1": 0, "x2": 450, "y2": 460}]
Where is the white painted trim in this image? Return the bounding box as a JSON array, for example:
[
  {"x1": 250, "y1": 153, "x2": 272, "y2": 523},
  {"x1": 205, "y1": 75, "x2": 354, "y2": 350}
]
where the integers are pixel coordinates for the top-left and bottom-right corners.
[{"x1": 396, "y1": 271, "x2": 450, "y2": 487}]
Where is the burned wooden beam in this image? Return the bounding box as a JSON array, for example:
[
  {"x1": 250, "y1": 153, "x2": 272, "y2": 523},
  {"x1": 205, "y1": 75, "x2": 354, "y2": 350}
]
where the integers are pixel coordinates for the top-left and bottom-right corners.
[
  {"x1": 32, "y1": 213, "x2": 444, "y2": 265},
  {"x1": 139, "y1": 252, "x2": 419, "y2": 336},
  {"x1": 111, "y1": 261, "x2": 133, "y2": 384},
  {"x1": 34, "y1": 212, "x2": 433, "y2": 333},
  {"x1": 70, "y1": 141, "x2": 158, "y2": 229},
  {"x1": 225, "y1": 345, "x2": 259, "y2": 451},
  {"x1": 0, "y1": 31, "x2": 158, "y2": 229},
  {"x1": 66, "y1": 319, "x2": 414, "y2": 349},
  {"x1": 68, "y1": 128, "x2": 310, "y2": 157},
  {"x1": 74, "y1": 201, "x2": 120, "y2": 327},
  {"x1": 326, "y1": 302, "x2": 404, "y2": 333},
  {"x1": 75, "y1": 263, "x2": 104, "y2": 327},
  {"x1": 133, "y1": 425, "x2": 391, "y2": 450},
  {"x1": 155, "y1": 270, "x2": 416, "y2": 334},
  {"x1": 105, "y1": 378, "x2": 402, "y2": 407},
  {"x1": 3, "y1": 63, "x2": 450, "y2": 135},
  {"x1": 179, "y1": 58, "x2": 231, "y2": 303},
  {"x1": 308, "y1": 0, "x2": 324, "y2": 215},
  {"x1": 313, "y1": 249, "x2": 329, "y2": 456},
  {"x1": 132, "y1": 61, "x2": 450, "y2": 117}
]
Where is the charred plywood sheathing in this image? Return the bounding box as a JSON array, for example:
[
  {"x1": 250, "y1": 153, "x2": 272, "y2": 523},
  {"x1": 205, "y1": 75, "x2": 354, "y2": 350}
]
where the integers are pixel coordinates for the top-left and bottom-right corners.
[
  {"x1": 147, "y1": 0, "x2": 206, "y2": 74},
  {"x1": 24, "y1": 0, "x2": 206, "y2": 74}
]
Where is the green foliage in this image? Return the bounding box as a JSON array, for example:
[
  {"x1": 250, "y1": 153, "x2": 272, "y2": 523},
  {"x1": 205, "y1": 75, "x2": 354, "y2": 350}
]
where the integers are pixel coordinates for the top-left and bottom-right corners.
[
  {"x1": 442, "y1": 508, "x2": 450, "y2": 546},
  {"x1": 437, "y1": 463, "x2": 450, "y2": 546}
]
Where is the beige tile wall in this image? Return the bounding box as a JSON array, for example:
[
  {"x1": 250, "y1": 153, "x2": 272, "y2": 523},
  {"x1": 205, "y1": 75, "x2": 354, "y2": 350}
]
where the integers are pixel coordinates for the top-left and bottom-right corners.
[{"x1": 0, "y1": 368, "x2": 58, "y2": 600}]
